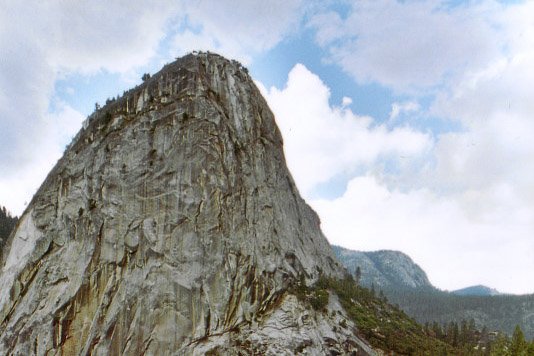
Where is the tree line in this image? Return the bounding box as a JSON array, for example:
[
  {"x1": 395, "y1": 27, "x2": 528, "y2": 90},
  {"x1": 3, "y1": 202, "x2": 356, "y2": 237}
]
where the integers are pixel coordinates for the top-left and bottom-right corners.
[{"x1": 423, "y1": 319, "x2": 534, "y2": 355}]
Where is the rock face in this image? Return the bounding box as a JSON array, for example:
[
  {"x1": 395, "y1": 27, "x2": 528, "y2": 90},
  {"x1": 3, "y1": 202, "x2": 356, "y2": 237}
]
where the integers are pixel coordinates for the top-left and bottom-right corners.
[
  {"x1": 0, "y1": 53, "x2": 359, "y2": 355},
  {"x1": 333, "y1": 246, "x2": 432, "y2": 290}
]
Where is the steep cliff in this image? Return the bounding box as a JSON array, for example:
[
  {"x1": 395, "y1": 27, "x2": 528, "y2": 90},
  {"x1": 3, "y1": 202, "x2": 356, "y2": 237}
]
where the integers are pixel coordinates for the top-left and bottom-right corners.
[{"x1": 0, "y1": 53, "x2": 377, "y2": 355}]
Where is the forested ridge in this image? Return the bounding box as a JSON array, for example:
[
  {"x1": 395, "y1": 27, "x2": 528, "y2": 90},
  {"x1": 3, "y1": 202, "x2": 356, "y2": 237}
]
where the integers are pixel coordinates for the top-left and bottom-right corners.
[
  {"x1": 335, "y1": 244, "x2": 534, "y2": 346},
  {"x1": 298, "y1": 275, "x2": 534, "y2": 355},
  {"x1": 385, "y1": 288, "x2": 534, "y2": 337}
]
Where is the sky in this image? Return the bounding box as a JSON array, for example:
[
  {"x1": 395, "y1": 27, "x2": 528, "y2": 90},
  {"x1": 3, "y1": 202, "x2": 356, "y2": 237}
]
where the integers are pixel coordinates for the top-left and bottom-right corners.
[{"x1": 1, "y1": 0, "x2": 533, "y2": 294}]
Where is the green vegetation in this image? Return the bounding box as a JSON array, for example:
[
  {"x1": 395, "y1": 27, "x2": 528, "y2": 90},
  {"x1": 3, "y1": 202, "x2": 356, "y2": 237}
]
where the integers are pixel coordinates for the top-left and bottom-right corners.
[
  {"x1": 102, "y1": 111, "x2": 112, "y2": 126},
  {"x1": 294, "y1": 275, "x2": 454, "y2": 355},
  {"x1": 295, "y1": 274, "x2": 330, "y2": 311},
  {"x1": 385, "y1": 288, "x2": 534, "y2": 337},
  {"x1": 98, "y1": 111, "x2": 113, "y2": 133},
  {"x1": 0, "y1": 206, "x2": 18, "y2": 252},
  {"x1": 294, "y1": 275, "x2": 534, "y2": 355},
  {"x1": 333, "y1": 245, "x2": 534, "y2": 337},
  {"x1": 483, "y1": 325, "x2": 534, "y2": 355}
]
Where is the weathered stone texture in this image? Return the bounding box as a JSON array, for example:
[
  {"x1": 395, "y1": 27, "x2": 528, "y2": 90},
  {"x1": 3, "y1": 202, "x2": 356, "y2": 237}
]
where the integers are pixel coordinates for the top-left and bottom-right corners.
[{"x1": 0, "y1": 53, "x2": 361, "y2": 355}]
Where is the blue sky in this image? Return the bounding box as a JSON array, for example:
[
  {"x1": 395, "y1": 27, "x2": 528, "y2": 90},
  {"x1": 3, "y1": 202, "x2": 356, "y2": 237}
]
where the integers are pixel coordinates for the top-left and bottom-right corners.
[{"x1": 1, "y1": 0, "x2": 534, "y2": 294}]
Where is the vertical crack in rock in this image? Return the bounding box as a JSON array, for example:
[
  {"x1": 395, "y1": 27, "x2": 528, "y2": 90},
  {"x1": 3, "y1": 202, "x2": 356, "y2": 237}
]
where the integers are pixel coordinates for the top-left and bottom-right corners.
[{"x1": 0, "y1": 52, "x2": 356, "y2": 355}]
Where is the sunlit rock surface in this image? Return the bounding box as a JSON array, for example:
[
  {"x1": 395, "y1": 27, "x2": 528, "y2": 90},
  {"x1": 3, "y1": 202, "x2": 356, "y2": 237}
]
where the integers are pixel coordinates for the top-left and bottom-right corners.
[{"x1": 0, "y1": 53, "x2": 372, "y2": 355}]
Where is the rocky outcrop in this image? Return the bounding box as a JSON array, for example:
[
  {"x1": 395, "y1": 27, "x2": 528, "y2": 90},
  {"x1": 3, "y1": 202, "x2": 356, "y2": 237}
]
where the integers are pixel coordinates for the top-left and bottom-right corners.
[
  {"x1": 0, "y1": 53, "x2": 357, "y2": 355},
  {"x1": 180, "y1": 292, "x2": 379, "y2": 355},
  {"x1": 333, "y1": 246, "x2": 433, "y2": 290}
]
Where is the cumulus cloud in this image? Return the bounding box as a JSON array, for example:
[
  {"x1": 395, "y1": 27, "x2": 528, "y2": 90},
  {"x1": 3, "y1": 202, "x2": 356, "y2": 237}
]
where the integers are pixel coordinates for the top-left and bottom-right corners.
[
  {"x1": 301, "y1": 0, "x2": 534, "y2": 293},
  {"x1": 172, "y1": 0, "x2": 304, "y2": 64},
  {"x1": 1, "y1": 1, "x2": 178, "y2": 74},
  {"x1": 259, "y1": 63, "x2": 432, "y2": 196},
  {"x1": 310, "y1": 176, "x2": 534, "y2": 294},
  {"x1": 309, "y1": 0, "x2": 503, "y2": 93},
  {"x1": 389, "y1": 101, "x2": 420, "y2": 122},
  {"x1": 260, "y1": 44, "x2": 534, "y2": 293},
  {"x1": 0, "y1": 102, "x2": 84, "y2": 215},
  {"x1": 425, "y1": 1, "x2": 534, "y2": 200},
  {"x1": 341, "y1": 97, "x2": 352, "y2": 108}
]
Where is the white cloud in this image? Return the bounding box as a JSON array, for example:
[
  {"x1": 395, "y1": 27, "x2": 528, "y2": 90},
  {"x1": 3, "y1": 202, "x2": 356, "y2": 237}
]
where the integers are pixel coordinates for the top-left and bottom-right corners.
[
  {"x1": 259, "y1": 63, "x2": 432, "y2": 196},
  {"x1": 0, "y1": 102, "x2": 84, "y2": 215},
  {"x1": 389, "y1": 101, "x2": 420, "y2": 121},
  {"x1": 1, "y1": 1, "x2": 178, "y2": 74},
  {"x1": 302, "y1": 0, "x2": 534, "y2": 293},
  {"x1": 341, "y1": 96, "x2": 352, "y2": 108},
  {"x1": 259, "y1": 48, "x2": 534, "y2": 293},
  {"x1": 310, "y1": 176, "x2": 534, "y2": 294},
  {"x1": 425, "y1": 2, "x2": 534, "y2": 201},
  {"x1": 172, "y1": 0, "x2": 304, "y2": 64},
  {"x1": 310, "y1": 0, "x2": 504, "y2": 93}
]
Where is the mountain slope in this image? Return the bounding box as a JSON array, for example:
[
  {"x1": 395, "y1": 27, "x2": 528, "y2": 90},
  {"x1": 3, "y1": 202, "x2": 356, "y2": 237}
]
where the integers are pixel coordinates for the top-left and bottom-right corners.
[
  {"x1": 452, "y1": 285, "x2": 503, "y2": 296},
  {"x1": 0, "y1": 53, "x2": 365, "y2": 355},
  {"x1": 386, "y1": 288, "x2": 534, "y2": 336},
  {"x1": 335, "y1": 245, "x2": 534, "y2": 337},
  {"x1": 333, "y1": 245, "x2": 433, "y2": 290}
]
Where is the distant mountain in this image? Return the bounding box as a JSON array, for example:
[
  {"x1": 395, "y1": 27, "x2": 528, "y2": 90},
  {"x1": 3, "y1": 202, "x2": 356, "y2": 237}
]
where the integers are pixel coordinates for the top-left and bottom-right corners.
[
  {"x1": 334, "y1": 245, "x2": 534, "y2": 336},
  {"x1": 452, "y1": 285, "x2": 503, "y2": 296},
  {"x1": 332, "y1": 245, "x2": 433, "y2": 290}
]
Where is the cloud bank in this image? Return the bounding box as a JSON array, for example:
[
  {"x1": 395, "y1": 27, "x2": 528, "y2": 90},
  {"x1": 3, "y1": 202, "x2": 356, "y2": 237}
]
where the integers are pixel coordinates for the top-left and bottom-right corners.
[{"x1": 261, "y1": 60, "x2": 534, "y2": 294}]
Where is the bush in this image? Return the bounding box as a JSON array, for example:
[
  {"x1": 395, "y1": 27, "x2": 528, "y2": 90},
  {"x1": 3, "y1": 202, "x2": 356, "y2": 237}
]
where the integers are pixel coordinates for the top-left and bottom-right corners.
[{"x1": 310, "y1": 289, "x2": 329, "y2": 311}]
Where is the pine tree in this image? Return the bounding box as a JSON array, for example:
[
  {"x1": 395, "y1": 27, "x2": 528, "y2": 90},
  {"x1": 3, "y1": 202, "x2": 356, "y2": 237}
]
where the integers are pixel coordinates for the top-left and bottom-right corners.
[
  {"x1": 356, "y1": 266, "x2": 361, "y2": 286},
  {"x1": 511, "y1": 325, "x2": 527, "y2": 355},
  {"x1": 0, "y1": 207, "x2": 18, "y2": 240},
  {"x1": 0, "y1": 206, "x2": 18, "y2": 248},
  {"x1": 490, "y1": 334, "x2": 510, "y2": 356},
  {"x1": 527, "y1": 338, "x2": 534, "y2": 356}
]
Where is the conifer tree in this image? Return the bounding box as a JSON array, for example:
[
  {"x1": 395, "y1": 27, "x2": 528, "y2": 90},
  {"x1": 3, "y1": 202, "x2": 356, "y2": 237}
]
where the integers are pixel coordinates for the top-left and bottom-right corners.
[
  {"x1": 490, "y1": 334, "x2": 510, "y2": 356},
  {"x1": 356, "y1": 266, "x2": 361, "y2": 286},
  {"x1": 527, "y1": 338, "x2": 534, "y2": 356},
  {"x1": 0, "y1": 206, "x2": 18, "y2": 251},
  {"x1": 511, "y1": 325, "x2": 527, "y2": 355}
]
